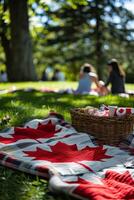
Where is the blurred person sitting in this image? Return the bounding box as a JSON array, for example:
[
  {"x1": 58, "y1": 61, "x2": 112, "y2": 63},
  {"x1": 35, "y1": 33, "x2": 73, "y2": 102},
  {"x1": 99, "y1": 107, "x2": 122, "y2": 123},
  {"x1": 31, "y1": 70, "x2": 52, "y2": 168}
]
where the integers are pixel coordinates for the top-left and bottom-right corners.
[
  {"x1": 75, "y1": 63, "x2": 100, "y2": 94},
  {"x1": 41, "y1": 70, "x2": 48, "y2": 81},
  {"x1": 0, "y1": 70, "x2": 8, "y2": 82},
  {"x1": 104, "y1": 58, "x2": 125, "y2": 94},
  {"x1": 52, "y1": 69, "x2": 65, "y2": 81}
]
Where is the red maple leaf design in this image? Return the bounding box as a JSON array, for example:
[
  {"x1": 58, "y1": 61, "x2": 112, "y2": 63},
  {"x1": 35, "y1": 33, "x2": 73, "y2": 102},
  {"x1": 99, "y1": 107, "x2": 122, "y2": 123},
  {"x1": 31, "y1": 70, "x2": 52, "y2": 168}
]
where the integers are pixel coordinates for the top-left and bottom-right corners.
[
  {"x1": 0, "y1": 120, "x2": 61, "y2": 144},
  {"x1": 23, "y1": 142, "x2": 112, "y2": 163},
  {"x1": 72, "y1": 171, "x2": 134, "y2": 200}
]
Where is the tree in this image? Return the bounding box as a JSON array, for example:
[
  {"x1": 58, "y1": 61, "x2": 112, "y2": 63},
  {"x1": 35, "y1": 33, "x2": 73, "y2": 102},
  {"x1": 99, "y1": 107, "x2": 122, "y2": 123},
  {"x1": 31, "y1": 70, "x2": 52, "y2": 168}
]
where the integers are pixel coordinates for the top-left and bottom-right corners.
[
  {"x1": 0, "y1": 0, "x2": 134, "y2": 81},
  {"x1": 34, "y1": 0, "x2": 134, "y2": 80},
  {"x1": 0, "y1": 0, "x2": 37, "y2": 81}
]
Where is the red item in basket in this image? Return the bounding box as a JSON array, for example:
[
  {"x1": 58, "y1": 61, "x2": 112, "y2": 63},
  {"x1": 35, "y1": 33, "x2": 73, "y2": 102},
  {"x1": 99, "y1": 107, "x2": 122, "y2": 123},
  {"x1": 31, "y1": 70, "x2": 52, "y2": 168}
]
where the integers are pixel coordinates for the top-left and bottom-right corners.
[{"x1": 115, "y1": 107, "x2": 134, "y2": 117}]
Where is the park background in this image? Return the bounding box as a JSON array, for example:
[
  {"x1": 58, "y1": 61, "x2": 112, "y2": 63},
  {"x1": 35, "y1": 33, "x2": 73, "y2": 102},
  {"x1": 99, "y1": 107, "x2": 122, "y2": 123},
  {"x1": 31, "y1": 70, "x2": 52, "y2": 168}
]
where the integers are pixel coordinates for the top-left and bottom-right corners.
[
  {"x1": 0, "y1": 1, "x2": 134, "y2": 200},
  {"x1": 0, "y1": 0, "x2": 134, "y2": 83}
]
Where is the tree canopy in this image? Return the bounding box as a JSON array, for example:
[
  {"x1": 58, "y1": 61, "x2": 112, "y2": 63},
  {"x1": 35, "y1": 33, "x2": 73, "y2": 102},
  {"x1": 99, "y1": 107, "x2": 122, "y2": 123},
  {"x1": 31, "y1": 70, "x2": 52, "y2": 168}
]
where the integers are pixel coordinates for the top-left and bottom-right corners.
[{"x1": 0, "y1": 0, "x2": 134, "y2": 81}]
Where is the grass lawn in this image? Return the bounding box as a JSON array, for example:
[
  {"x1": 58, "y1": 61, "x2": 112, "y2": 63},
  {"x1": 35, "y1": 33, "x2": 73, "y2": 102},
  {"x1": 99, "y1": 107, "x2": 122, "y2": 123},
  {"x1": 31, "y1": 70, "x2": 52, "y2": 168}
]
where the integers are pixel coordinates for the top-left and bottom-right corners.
[
  {"x1": 0, "y1": 81, "x2": 134, "y2": 200},
  {"x1": 0, "y1": 81, "x2": 134, "y2": 90}
]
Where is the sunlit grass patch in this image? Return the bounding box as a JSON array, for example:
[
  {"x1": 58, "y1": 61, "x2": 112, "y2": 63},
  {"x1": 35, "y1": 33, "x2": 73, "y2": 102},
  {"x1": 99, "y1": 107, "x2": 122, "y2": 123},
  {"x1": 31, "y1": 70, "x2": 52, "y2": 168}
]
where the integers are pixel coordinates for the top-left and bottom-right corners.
[{"x1": 0, "y1": 82, "x2": 134, "y2": 200}]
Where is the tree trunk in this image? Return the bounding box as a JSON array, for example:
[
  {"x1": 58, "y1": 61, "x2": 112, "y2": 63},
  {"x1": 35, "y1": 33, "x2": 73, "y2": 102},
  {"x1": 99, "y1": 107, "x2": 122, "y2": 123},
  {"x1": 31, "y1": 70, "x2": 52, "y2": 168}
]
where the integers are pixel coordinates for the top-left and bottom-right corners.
[
  {"x1": 8, "y1": 0, "x2": 37, "y2": 81},
  {"x1": 95, "y1": 0, "x2": 103, "y2": 80}
]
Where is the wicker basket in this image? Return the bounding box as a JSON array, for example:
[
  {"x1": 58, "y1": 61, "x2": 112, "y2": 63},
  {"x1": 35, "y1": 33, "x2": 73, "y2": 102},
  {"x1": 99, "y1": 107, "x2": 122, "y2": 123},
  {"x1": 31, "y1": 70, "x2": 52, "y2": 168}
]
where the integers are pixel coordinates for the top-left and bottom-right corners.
[{"x1": 70, "y1": 108, "x2": 134, "y2": 145}]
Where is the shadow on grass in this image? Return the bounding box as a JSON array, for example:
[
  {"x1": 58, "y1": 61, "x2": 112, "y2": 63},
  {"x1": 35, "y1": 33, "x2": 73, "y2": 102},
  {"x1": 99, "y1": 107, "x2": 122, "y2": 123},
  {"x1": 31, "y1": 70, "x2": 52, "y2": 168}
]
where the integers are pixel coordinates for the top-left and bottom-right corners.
[
  {"x1": 0, "y1": 91, "x2": 134, "y2": 200},
  {"x1": 0, "y1": 166, "x2": 47, "y2": 200},
  {"x1": 0, "y1": 91, "x2": 134, "y2": 126},
  {"x1": 0, "y1": 165, "x2": 77, "y2": 200}
]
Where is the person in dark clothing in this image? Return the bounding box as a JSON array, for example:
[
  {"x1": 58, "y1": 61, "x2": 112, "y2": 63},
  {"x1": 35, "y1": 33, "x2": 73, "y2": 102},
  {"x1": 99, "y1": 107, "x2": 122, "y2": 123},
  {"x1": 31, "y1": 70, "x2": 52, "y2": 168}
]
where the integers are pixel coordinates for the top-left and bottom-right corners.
[
  {"x1": 41, "y1": 70, "x2": 48, "y2": 81},
  {"x1": 105, "y1": 59, "x2": 125, "y2": 94}
]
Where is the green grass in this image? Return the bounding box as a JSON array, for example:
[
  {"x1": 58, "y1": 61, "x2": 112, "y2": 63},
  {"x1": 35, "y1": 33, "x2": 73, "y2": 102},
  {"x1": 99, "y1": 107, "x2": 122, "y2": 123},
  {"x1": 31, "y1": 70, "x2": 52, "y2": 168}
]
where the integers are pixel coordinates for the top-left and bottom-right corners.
[
  {"x1": 0, "y1": 82, "x2": 134, "y2": 200},
  {"x1": 0, "y1": 81, "x2": 77, "y2": 90},
  {"x1": 0, "y1": 81, "x2": 133, "y2": 90}
]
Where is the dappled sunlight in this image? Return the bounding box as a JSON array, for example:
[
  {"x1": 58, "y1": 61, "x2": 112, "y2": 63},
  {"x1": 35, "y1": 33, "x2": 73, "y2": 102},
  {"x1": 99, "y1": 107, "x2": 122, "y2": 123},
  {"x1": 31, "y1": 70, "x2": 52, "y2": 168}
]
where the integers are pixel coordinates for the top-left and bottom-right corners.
[
  {"x1": 0, "y1": 0, "x2": 133, "y2": 199},
  {"x1": 0, "y1": 90, "x2": 134, "y2": 128},
  {"x1": 0, "y1": 81, "x2": 77, "y2": 90}
]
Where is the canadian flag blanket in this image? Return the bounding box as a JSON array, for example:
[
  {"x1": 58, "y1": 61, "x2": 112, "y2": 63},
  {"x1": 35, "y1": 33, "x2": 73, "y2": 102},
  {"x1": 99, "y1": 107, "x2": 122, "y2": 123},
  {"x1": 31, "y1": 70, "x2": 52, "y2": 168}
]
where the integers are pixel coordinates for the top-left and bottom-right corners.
[{"x1": 0, "y1": 113, "x2": 134, "y2": 200}]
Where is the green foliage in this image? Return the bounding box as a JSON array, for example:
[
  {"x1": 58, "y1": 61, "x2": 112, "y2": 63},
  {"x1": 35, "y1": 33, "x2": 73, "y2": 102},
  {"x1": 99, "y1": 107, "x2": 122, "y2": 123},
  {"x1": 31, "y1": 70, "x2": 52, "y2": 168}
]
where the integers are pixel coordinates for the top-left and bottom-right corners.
[
  {"x1": 28, "y1": 0, "x2": 134, "y2": 81},
  {"x1": 0, "y1": 0, "x2": 134, "y2": 81}
]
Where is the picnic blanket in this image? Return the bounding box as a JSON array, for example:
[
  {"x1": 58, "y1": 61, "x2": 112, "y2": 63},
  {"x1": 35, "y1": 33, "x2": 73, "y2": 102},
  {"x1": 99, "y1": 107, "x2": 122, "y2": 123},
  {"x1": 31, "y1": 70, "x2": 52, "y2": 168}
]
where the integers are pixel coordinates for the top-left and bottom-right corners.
[{"x1": 0, "y1": 112, "x2": 134, "y2": 199}]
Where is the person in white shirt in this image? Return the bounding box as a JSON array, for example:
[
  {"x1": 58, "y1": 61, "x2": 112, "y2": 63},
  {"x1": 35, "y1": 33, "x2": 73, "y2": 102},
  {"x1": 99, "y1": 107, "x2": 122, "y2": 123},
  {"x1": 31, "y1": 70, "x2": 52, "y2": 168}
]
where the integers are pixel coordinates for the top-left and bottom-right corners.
[
  {"x1": 0, "y1": 70, "x2": 8, "y2": 82},
  {"x1": 75, "y1": 63, "x2": 100, "y2": 94}
]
